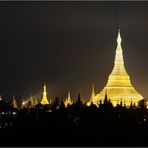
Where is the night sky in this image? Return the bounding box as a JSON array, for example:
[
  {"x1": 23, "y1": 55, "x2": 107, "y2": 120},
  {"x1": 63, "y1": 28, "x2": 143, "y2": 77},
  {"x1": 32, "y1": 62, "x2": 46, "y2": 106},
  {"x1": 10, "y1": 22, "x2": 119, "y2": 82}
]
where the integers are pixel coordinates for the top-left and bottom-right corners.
[{"x1": 0, "y1": 1, "x2": 148, "y2": 102}]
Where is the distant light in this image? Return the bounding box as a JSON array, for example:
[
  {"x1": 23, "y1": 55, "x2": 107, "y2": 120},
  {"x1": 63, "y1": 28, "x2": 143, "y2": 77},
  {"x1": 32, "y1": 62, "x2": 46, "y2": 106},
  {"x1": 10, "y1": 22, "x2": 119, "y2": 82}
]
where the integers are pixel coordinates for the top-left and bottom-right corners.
[
  {"x1": 1, "y1": 112, "x2": 4, "y2": 115},
  {"x1": 146, "y1": 102, "x2": 148, "y2": 108},
  {"x1": 22, "y1": 102, "x2": 25, "y2": 105},
  {"x1": 12, "y1": 112, "x2": 16, "y2": 115}
]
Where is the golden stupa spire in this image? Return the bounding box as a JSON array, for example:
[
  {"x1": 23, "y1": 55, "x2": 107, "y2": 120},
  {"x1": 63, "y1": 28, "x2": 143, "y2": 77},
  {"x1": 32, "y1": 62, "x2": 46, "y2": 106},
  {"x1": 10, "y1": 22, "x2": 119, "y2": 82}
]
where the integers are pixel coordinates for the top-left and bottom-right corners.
[
  {"x1": 64, "y1": 91, "x2": 73, "y2": 107},
  {"x1": 115, "y1": 29, "x2": 124, "y2": 65},
  {"x1": 68, "y1": 91, "x2": 70, "y2": 100},
  {"x1": 91, "y1": 84, "x2": 95, "y2": 99},
  {"x1": 91, "y1": 29, "x2": 143, "y2": 107},
  {"x1": 30, "y1": 95, "x2": 34, "y2": 107},
  {"x1": 117, "y1": 29, "x2": 121, "y2": 47},
  {"x1": 21, "y1": 96, "x2": 25, "y2": 109},
  {"x1": 107, "y1": 29, "x2": 131, "y2": 87},
  {"x1": 12, "y1": 95, "x2": 18, "y2": 108},
  {"x1": 34, "y1": 98, "x2": 38, "y2": 106},
  {"x1": 40, "y1": 84, "x2": 49, "y2": 105},
  {"x1": 87, "y1": 84, "x2": 96, "y2": 106}
]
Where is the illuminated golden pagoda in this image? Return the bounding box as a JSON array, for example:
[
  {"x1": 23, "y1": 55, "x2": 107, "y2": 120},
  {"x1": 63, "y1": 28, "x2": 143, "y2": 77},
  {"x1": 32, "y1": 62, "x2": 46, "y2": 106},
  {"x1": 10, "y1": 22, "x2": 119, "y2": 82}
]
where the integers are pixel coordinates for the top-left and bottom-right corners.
[
  {"x1": 90, "y1": 30, "x2": 143, "y2": 107},
  {"x1": 40, "y1": 84, "x2": 49, "y2": 105},
  {"x1": 64, "y1": 91, "x2": 73, "y2": 107}
]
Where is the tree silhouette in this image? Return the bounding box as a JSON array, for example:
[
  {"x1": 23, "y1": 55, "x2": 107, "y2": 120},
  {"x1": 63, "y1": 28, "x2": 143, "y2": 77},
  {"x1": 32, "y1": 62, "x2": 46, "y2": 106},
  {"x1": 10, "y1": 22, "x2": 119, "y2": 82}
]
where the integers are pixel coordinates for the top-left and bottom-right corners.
[
  {"x1": 51, "y1": 97, "x2": 60, "y2": 111},
  {"x1": 138, "y1": 99, "x2": 147, "y2": 109},
  {"x1": 75, "y1": 93, "x2": 83, "y2": 107},
  {"x1": 59, "y1": 98, "x2": 65, "y2": 110}
]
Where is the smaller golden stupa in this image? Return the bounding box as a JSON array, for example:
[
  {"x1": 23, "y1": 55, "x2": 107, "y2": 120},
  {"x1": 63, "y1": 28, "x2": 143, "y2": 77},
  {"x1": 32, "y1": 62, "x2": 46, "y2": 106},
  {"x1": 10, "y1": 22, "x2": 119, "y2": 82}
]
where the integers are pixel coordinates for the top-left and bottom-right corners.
[
  {"x1": 40, "y1": 84, "x2": 49, "y2": 105},
  {"x1": 64, "y1": 91, "x2": 73, "y2": 107}
]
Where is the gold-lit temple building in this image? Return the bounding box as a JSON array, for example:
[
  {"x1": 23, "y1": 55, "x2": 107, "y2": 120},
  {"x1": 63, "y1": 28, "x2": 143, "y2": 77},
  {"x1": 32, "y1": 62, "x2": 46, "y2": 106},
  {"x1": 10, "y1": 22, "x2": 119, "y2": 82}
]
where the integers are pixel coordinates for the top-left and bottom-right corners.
[
  {"x1": 40, "y1": 84, "x2": 50, "y2": 105},
  {"x1": 88, "y1": 30, "x2": 143, "y2": 107}
]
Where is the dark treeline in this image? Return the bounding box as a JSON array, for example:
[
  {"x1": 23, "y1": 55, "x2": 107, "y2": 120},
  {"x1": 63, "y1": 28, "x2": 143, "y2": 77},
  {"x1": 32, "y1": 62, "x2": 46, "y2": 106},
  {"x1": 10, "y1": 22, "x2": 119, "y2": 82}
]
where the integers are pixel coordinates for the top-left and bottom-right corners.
[{"x1": 0, "y1": 94, "x2": 148, "y2": 146}]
